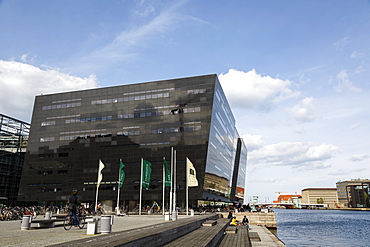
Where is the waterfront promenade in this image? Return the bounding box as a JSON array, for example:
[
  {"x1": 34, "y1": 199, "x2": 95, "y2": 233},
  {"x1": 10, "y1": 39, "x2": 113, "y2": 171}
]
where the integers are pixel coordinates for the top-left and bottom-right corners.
[{"x1": 0, "y1": 213, "x2": 284, "y2": 247}]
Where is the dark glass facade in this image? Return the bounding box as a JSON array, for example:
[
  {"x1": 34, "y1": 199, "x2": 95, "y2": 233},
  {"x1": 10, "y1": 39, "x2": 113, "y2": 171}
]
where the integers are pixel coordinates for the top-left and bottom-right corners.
[
  {"x1": 0, "y1": 114, "x2": 30, "y2": 206},
  {"x1": 18, "y1": 74, "x2": 247, "y2": 209},
  {"x1": 346, "y1": 183, "x2": 370, "y2": 208},
  {"x1": 337, "y1": 179, "x2": 370, "y2": 208}
]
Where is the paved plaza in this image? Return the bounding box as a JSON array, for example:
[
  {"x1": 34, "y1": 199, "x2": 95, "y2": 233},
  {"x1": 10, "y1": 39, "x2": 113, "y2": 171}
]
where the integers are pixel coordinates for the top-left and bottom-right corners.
[
  {"x1": 0, "y1": 213, "x2": 285, "y2": 247},
  {"x1": 0, "y1": 214, "x2": 178, "y2": 247}
]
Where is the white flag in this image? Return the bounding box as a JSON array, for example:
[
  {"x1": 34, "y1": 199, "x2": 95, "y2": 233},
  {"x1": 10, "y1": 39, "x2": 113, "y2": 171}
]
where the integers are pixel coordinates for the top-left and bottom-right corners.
[
  {"x1": 97, "y1": 160, "x2": 105, "y2": 187},
  {"x1": 187, "y1": 158, "x2": 198, "y2": 187}
]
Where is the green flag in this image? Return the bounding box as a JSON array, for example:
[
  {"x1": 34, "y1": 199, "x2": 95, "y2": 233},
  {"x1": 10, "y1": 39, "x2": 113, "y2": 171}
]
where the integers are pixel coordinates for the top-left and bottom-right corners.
[
  {"x1": 142, "y1": 159, "x2": 152, "y2": 188},
  {"x1": 118, "y1": 161, "x2": 125, "y2": 188},
  {"x1": 163, "y1": 159, "x2": 171, "y2": 187}
]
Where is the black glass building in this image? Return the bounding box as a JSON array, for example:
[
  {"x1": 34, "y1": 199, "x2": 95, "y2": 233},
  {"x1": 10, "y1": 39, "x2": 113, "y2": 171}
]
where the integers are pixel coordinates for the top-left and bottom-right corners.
[{"x1": 18, "y1": 74, "x2": 247, "y2": 210}]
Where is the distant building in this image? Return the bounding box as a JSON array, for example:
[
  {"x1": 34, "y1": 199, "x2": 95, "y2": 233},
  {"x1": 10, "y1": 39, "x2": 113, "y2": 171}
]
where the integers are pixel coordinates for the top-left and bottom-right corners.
[
  {"x1": 336, "y1": 179, "x2": 370, "y2": 208},
  {"x1": 273, "y1": 194, "x2": 302, "y2": 204},
  {"x1": 272, "y1": 194, "x2": 302, "y2": 208},
  {"x1": 18, "y1": 74, "x2": 247, "y2": 210},
  {"x1": 0, "y1": 114, "x2": 30, "y2": 206},
  {"x1": 252, "y1": 195, "x2": 259, "y2": 204},
  {"x1": 301, "y1": 188, "x2": 338, "y2": 208}
]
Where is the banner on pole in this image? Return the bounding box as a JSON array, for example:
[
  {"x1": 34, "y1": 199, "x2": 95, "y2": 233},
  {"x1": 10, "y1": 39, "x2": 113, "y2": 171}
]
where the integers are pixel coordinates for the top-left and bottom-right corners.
[
  {"x1": 118, "y1": 161, "x2": 125, "y2": 188},
  {"x1": 97, "y1": 160, "x2": 105, "y2": 188},
  {"x1": 163, "y1": 159, "x2": 171, "y2": 187},
  {"x1": 142, "y1": 159, "x2": 152, "y2": 188},
  {"x1": 187, "y1": 158, "x2": 198, "y2": 187}
]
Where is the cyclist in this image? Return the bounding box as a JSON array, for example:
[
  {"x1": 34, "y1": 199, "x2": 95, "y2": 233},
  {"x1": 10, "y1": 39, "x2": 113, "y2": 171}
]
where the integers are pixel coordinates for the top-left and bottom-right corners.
[
  {"x1": 96, "y1": 201, "x2": 104, "y2": 215},
  {"x1": 67, "y1": 190, "x2": 80, "y2": 226}
]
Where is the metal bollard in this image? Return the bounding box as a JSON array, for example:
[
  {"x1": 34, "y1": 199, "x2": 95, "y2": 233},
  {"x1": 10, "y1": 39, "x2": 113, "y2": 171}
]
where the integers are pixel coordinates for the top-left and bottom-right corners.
[
  {"x1": 86, "y1": 218, "x2": 97, "y2": 235},
  {"x1": 100, "y1": 215, "x2": 114, "y2": 234},
  {"x1": 171, "y1": 210, "x2": 178, "y2": 221},
  {"x1": 164, "y1": 212, "x2": 170, "y2": 221},
  {"x1": 45, "y1": 212, "x2": 51, "y2": 220},
  {"x1": 21, "y1": 215, "x2": 32, "y2": 230}
]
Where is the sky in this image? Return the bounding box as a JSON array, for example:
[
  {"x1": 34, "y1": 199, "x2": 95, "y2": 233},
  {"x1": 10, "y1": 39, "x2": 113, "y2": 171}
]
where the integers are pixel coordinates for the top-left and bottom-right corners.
[{"x1": 1, "y1": 0, "x2": 370, "y2": 203}]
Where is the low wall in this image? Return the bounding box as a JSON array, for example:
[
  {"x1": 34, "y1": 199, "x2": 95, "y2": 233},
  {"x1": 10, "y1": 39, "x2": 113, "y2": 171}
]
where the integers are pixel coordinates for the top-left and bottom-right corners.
[{"x1": 219, "y1": 212, "x2": 277, "y2": 228}]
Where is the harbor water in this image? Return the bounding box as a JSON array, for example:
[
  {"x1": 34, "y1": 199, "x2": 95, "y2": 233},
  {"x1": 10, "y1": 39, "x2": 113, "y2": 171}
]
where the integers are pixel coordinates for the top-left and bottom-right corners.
[{"x1": 274, "y1": 208, "x2": 370, "y2": 246}]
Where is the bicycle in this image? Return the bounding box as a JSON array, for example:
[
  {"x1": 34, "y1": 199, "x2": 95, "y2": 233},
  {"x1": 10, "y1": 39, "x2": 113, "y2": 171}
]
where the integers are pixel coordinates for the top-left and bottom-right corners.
[
  {"x1": 96, "y1": 206, "x2": 104, "y2": 216},
  {"x1": 63, "y1": 208, "x2": 85, "y2": 230}
]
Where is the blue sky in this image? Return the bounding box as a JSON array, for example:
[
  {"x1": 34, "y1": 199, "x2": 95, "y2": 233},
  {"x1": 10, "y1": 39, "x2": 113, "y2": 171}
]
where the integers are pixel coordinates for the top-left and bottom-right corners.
[{"x1": 1, "y1": 0, "x2": 370, "y2": 203}]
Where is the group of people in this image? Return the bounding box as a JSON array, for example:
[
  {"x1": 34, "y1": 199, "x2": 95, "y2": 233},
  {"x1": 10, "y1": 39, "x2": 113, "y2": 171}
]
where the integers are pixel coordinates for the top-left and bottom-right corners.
[{"x1": 228, "y1": 211, "x2": 250, "y2": 229}]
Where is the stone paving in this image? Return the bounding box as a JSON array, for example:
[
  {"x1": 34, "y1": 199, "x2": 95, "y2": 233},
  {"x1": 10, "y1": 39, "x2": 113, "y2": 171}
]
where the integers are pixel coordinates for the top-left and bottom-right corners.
[
  {"x1": 0, "y1": 213, "x2": 285, "y2": 247},
  {"x1": 249, "y1": 225, "x2": 286, "y2": 247},
  {"x1": 0, "y1": 214, "x2": 176, "y2": 247}
]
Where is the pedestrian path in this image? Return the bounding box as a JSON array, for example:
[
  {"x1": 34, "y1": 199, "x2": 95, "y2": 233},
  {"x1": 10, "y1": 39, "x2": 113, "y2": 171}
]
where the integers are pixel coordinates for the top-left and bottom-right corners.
[
  {"x1": 0, "y1": 213, "x2": 285, "y2": 246},
  {"x1": 249, "y1": 225, "x2": 286, "y2": 247},
  {"x1": 0, "y1": 214, "x2": 171, "y2": 247}
]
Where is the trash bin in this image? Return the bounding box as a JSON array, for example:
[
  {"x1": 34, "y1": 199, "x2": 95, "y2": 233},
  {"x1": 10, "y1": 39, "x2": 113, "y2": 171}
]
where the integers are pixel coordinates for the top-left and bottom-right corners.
[
  {"x1": 86, "y1": 218, "x2": 98, "y2": 235},
  {"x1": 45, "y1": 212, "x2": 51, "y2": 220},
  {"x1": 101, "y1": 215, "x2": 114, "y2": 234},
  {"x1": 164, "y1": 212, "x2": 170, "y2": 221},
  {"x1": 21, "y1": 215, "x2": 32, "y2": 230}
]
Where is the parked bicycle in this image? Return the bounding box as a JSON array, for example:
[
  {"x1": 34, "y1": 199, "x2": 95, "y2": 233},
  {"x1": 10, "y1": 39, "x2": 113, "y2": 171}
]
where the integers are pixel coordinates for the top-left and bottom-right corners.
[
  {"x1": 0, "y1": 206, "x2": 40, "y2": 221},
  {"x1": 63, "y1": 208, "x2": 85, "y2": 230}
]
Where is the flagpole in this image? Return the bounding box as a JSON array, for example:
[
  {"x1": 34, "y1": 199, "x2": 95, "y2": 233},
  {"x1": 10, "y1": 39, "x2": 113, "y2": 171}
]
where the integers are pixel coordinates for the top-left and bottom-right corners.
[
  {"x1": 139, "y1": 158, "x2": 143, "y2": 216},
  {"x1": 116, "y1": 159, "x2": 121, "y2": 215},
  {"x1": 95, "y1": 186, "x2": 99, "y2": 213},
  {"x1": 172, "y1": 149, "x2": 177, "y2": 220},
  {"x1": 162, "y1": 157, "x2": 165, "y2": 215},
  {"x1": 95, "y1": 159, "x2": 103, "y2": 212},
  {"x1": 186, "y1": 157, "x2": 189, "y2": 216},
  {"x1": 169, "y1": 147, "x2": 173, "y2": 218}
]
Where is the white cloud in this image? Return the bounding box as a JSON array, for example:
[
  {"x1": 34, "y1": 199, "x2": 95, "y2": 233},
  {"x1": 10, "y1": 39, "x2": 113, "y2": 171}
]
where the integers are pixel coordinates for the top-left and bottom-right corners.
[
  {"x1": 242, "y1": 134, "x2": 263, "y2": 151},
  {"x1": 134, "y1": 0, "x2": 156, "y2": 17},
  {"x1": 0, "y1": 60, "x2": 98, "y2": 122},
  {"x1": 249, "y1": 142, "x2": 341, "y2": 169},
  {"x1": 20, "y1": 53, "x2": 33, "y2": 63},
  {"x1": 335, "y1": 70, "x2": 362, "y2": 93},
  {"x1": 288, "y1": 97, "x2": 315, "y2": 122},
  {"x1": 298, "y1": 74, "x2": 311, "y2": 86},
  {"x1": 218, "y1": 69, "x2": 300, "y2": 110},
  {"x1": 333, "y1": 37, "x2": 349, "y2": 50},
  {"x1": 355, "y1": 66, "x2": 364, "y2": 74},
  {"x1": 350, "y1": 51, "x2": 364, "y2": 59},
  {"x1": 293, "y1": 126, "x2": 305, "y2": 133},
  {"x1": 83, "y1": 0, "x2": 189, "y2": 64},
  {"x1": 249, "y1": 177, "x2": 280, "y2": 183},
  {"x1": 330, "y1": 168, "x2": 364, "y2": 176},
  {"x1": 350, "y1": 122, "x2": 361, "y2": 129},
  {"x1": 350, "y1": 154, "x2": 369, "y2": 162}
]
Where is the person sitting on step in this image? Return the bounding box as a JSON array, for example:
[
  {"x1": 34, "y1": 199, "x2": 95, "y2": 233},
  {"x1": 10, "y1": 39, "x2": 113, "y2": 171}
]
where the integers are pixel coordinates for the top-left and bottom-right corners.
[{"x1": 230, "y1": 216, "x2": 238, "y2": 226}]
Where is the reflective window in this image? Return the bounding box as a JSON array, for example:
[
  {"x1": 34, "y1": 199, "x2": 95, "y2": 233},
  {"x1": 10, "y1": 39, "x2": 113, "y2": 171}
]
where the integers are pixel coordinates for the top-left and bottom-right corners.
[
  {"x1": 42, "y1": 102, "x2": 81, "y2": 110},
  {"x1": 40, "y1": 137, "x2": 55, "y2": 142},
  {"x1": 41, "y1": 121, "x2": 56, "y2": 126}
]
